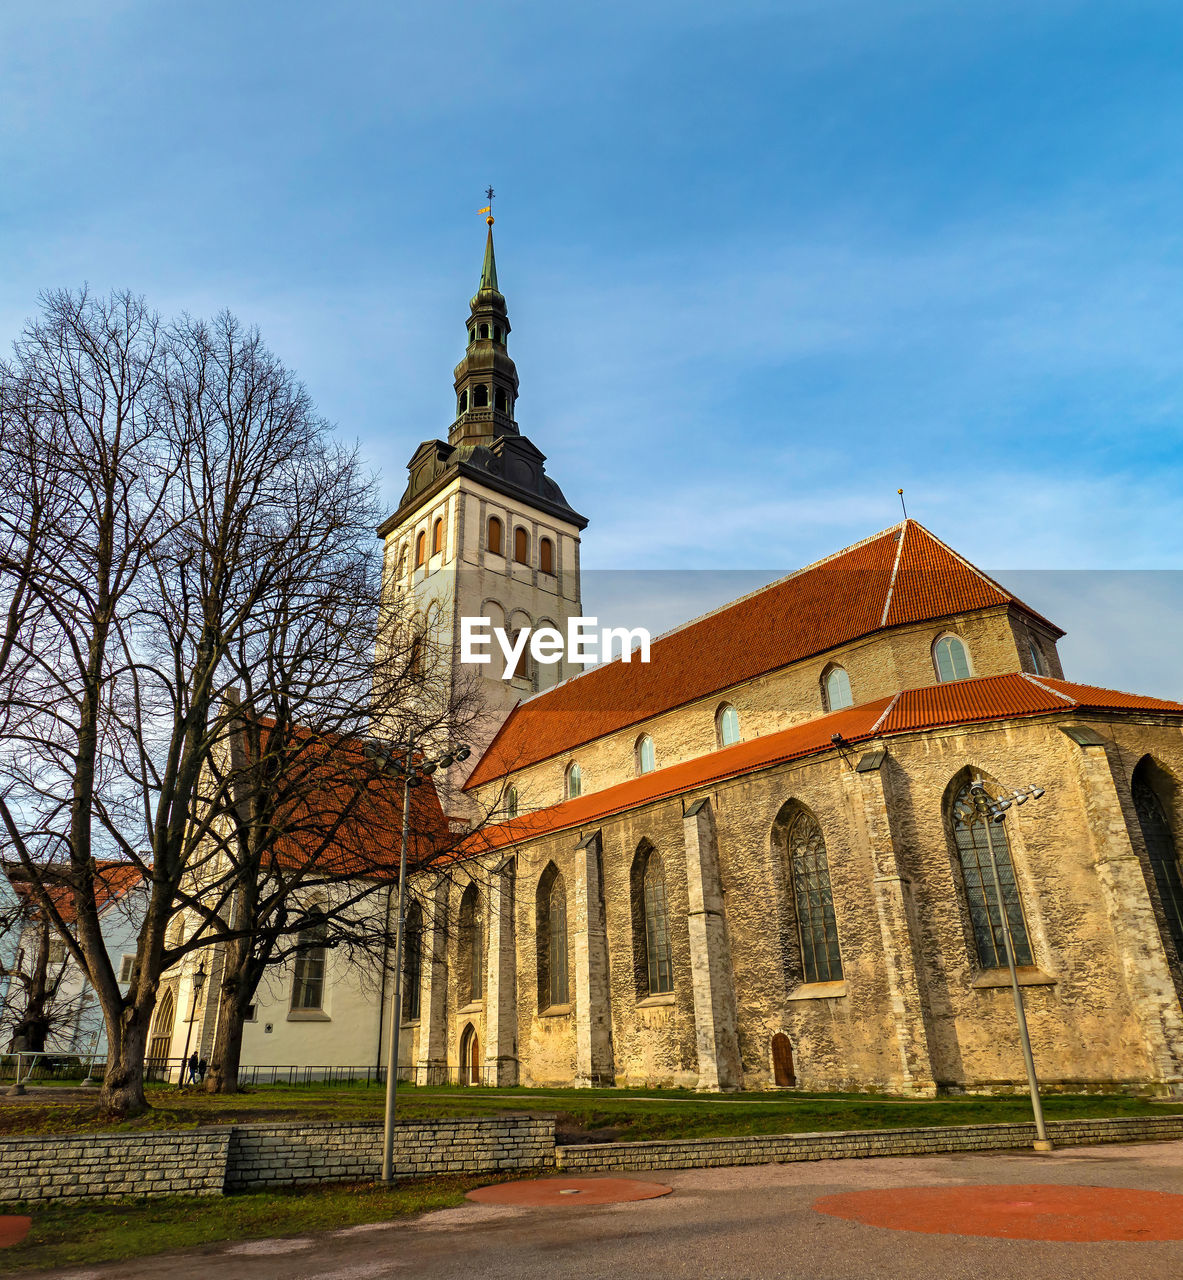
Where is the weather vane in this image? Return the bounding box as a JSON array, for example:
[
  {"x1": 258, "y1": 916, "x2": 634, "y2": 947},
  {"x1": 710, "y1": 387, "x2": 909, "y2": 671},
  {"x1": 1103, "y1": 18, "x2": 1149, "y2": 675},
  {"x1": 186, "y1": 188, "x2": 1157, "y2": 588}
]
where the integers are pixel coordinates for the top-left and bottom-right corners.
[{"x1": 479, "y1": 186, "x2": 495, "y2": 224}]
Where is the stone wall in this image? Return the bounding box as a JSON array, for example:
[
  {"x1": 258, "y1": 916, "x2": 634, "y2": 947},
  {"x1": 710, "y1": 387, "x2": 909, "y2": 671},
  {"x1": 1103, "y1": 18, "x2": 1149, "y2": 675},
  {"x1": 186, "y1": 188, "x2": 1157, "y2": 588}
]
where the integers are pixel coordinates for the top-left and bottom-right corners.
[
  {"x1": 0, "y1": 1129, "x2": 231, "y2": 1203},
  {"x1": 0, "y1": 1115, "x2": 554, "y2": 1205},
  {"x1": 556, "y1": 1114, "x2": 1183, "y2": 1172}
]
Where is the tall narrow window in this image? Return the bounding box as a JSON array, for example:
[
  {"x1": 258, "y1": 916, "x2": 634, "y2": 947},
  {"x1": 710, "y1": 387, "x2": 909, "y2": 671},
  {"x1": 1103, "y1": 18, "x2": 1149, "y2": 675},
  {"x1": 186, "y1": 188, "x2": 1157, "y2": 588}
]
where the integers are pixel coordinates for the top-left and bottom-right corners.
[
  {"x1": 494, "y1": 387, "x2": 508, "y2": 412},
  {"x1": 458, "y1": 389, "x2": 468, "y2": 414},
  {"x1": 402, "y1": 901, "x2": 422, "y2": 1021},
  {"x1": 537, "y1": 866, "x2": 569, "y2": 1008},
  {"x1": 951, "y1": 783, "x2": 1034, "y2": 968},
  {"x1": 514, "y1": 526, "x2": 529, "y2": 564},
  {"x1": 642, "y1": 852, "x2": 674, "y2": 994},
  {"x1": 785, "y1": 808, "x2": 843, "y2": 983},
  {"x1": 487, "y1": 515, "x2": 503, "y2": 555},
  {"x1": 716, "y1": 703, "x2": 740, "y2": 747},
  {"x1": 1028, "y1": 639, "x2": 1046, "y2": 675},
  {"x1": 635, "y1": 733, "x2": 655, "y2": 775},
  {"x1": 506, "y1": 626, "x2": 530, "y2": 682},
  {"x1": 478, "y1": 323, "x2": 488, "y2": 340},
  {"x1": 505, "y1": 786, "x2": 518, "y2": 819},
  {"x1": 565, "y1": 762, "x2": 582, "y2": 800},
  {"x1": 431, "y1": 517, "x2": 444, "y2": 556},
  {"x1": 823, "y1": 666, "x2": 853, "y2": 711},
  {"x1": 1133, "y1": 766, "x2": 1183, "y2": 961},
  {"x1": 415, "y1": 531, "x2": 426, "y2": 568},
  {"x1": 290, "y1": 912, "x2": 328, "y2": 1010},
  {"x1": 459, "y1": 884, "x2": 483, "y2": 1005},
  {"x1": 934, "y1": 634, "x2": 971, "y2": 682},
  {"x1": 539, "y1": 537, "x2": 555, "y2": 574}
]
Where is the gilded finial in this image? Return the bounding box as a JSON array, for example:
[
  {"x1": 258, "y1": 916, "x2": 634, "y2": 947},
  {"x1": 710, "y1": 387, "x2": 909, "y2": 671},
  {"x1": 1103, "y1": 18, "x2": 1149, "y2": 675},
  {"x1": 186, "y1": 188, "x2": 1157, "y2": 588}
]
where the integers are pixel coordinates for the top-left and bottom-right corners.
[{"x1": 479, "y1": 185, "x2": 495, "y2": 226}]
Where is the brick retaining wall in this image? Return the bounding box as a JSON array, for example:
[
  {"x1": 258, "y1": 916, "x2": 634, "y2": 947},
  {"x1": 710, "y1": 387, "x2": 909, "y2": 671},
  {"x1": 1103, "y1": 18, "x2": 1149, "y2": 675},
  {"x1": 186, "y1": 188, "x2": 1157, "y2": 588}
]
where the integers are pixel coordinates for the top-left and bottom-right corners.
[{"x1": 555, "y1": 1113, "x2": 1183, "y2": 1172}]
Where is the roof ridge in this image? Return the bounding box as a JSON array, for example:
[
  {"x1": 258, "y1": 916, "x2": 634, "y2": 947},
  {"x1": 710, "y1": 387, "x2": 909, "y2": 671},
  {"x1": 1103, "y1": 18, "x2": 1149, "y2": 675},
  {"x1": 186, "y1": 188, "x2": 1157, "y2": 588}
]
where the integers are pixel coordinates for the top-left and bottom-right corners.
[
  {"x1": 1020, "y1": 672, "x2": 1077, "y2": 704},
  {"x1": 879, "y1": 522, "x2": 908, "y2": 627},
  {"x1": 869, "y1": 690, "x2": 902, "y2": 735}
]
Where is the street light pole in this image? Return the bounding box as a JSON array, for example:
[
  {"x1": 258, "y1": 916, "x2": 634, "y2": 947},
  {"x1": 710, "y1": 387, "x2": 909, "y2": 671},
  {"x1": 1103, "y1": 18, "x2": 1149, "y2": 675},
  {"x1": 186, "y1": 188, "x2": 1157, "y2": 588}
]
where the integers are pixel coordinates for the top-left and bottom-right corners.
[
  {"x1": 178, "y1": 963, "x2": 206, "y2": 1088},
  {"x1": 968, "y1": 781, "x2": 1051, "y2": 1151}
]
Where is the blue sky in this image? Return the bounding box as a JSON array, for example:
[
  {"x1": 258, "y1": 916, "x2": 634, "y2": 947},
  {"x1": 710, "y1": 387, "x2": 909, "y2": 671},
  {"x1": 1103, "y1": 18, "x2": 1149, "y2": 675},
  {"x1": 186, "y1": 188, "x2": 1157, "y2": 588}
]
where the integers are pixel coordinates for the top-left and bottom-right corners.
[{"x1": 3, "y1": 1, "x2": 1182, "y2": 693}]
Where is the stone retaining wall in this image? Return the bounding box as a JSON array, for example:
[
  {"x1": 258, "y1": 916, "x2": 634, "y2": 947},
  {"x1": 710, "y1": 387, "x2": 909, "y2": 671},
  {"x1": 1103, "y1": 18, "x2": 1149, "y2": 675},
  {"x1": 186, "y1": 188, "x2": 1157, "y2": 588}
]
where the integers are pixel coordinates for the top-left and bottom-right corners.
[{"x1": 555, "y1": 1113, "x2": 1183, "y2": 1172}]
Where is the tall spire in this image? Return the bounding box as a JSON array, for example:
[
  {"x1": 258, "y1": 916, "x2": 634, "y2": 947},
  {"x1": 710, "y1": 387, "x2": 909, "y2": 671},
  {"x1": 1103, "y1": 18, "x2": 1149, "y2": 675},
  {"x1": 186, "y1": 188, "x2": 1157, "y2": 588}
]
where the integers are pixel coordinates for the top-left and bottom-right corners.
[{"x1": 479, "y1": 218, "x2": 499, "y2": 294}]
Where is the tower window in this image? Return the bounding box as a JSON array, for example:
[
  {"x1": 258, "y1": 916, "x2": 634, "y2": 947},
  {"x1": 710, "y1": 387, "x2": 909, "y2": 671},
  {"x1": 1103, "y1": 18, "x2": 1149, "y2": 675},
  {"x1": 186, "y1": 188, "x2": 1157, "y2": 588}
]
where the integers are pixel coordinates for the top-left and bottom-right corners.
[
  {"x1": 473, "y1": 384, "x2": 489, "y2": 408},
  {"x1": 539, "y1": 537, "x2": 554, "y2": 575},
  {"x1": 458, "y1": 389, "x2": 468, "y2": 414},
  {"x1": 487, "y1": 515, "x2": 503, "y2": 555},
  {"x1": 823, "y1": 665, "x2": 853, "y2": 712},
  {"x1": 479, "y1": 323, "x2": 489, "y2": 340},
  {"x1": 635, "y1": 734, "x2": 655, "y2": 776},
  {"x1": 431, "y1": 518, "x2": 443, "y2": 557},
  {"x1": 494, "y1": 387, "x2": 508, "y2": 412},
  {"x1": 514, "y1": 527, "x2": 529, "y2": 564},
  {"x1": 493, "y1": 326, "x2": 502, "y2": 343},
  {"x1": 469, "y1": 328, "x2": 477, "y2": 345},
  {"x1": 934, "y1": 634, "x2": 971, "y2": 682},
  {"x1": 716, "y1": 703, "x2": 740, "y2": 747},
  {"x1": 415, "y1": 531, "x2": 426, "y2": 568},
  {"x1": 1028, "y1": 638, "x2": 1046, "y2": 675}
]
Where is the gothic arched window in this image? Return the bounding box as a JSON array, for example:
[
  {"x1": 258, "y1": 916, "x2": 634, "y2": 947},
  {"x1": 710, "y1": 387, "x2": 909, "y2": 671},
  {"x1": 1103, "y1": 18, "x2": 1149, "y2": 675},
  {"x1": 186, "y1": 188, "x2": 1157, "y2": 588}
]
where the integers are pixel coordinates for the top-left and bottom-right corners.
[
  {"x1": 565, "y1": 761, "x2": 582, "y2": 800},
  {"x1": 402, "y1": 901, "x2": 422, "y2": 1021},
  {"x1": 950, "y1": 782, "x2": 1034, "y2": 968},
  {"x1": 539, "y1": 537, "x2": 554, "y2": 575},
  {"x1": 505, "y1": 786, "x2": 518, "y2": 819},
  {"x1": 414, "y1": 530, "x2": 426, "y2": 568},
  {"x1": 1132, "y1": 763, "x2": 1183, "y2": 961},
  {"x1": 934, "y1": 634, "x2": 971, "y2": 682},
  {"x1": 784, "y1": 807, "x2": 843, "y2": 983},
  {"x1": 635, "y1": 733, "x2": 655, "y2": 776},
  {"x1": 513, "y1": 527, "x2": 529, "y2": 564},
  {"x1": 536, "y1": 865, "x2": 569, "y2": 1009},
  {"x1": 823, "y1": 665, "x2": 853, "y2": 712},
  {"x1": 716, "y1": 702, "x2": 740, "y2": 747},
  {"x1": 1028, "y1": 638, "x2": 1046, "y2": 675},
  {"x1": 431, "y1": 518, "x2": 443, "y2": 557},
  {"x1": 487, "y1": 515, "x2": 503, "y2": 555},
  {"x1": 458, "y1": 884, "x2": 483, "y2": 1005},
  {"x1": 636, "y1": 848, "x2": 673, "y2": 995}
]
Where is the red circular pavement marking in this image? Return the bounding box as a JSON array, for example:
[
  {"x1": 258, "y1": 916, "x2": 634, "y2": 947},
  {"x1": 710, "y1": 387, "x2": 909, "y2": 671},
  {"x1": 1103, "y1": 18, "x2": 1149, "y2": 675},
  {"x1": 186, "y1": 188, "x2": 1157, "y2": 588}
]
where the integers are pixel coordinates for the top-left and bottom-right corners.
[
  {"x1": 0, "y1": 1217, "x2": 30, "y2": 1248},
  {"x1": 468, "y1": 1177, "x2": 672, "y2": 1207},
  {"x1": 812, "y1": 1184, "x2": 1183, "y2": 1242}
]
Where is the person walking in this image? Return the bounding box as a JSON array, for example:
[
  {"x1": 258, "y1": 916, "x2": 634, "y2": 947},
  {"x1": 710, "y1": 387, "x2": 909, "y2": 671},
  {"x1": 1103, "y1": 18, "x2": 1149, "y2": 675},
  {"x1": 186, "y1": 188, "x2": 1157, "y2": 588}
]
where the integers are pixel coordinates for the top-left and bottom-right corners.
[
  {"x1": 187, "y1": 1051, "x2": 200, "y2": 1085},
  {"x1": 197, "y1": 1056, "x2": 208, "y2": 1084}
]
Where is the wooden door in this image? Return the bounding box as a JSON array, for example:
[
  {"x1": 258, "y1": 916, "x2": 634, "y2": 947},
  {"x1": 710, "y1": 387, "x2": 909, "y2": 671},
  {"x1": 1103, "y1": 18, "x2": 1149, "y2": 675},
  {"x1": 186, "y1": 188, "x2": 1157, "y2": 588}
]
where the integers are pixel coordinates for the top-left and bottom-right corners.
[{"x1": 772, "y1": 1033, "x2": 796, "y2": 1086}]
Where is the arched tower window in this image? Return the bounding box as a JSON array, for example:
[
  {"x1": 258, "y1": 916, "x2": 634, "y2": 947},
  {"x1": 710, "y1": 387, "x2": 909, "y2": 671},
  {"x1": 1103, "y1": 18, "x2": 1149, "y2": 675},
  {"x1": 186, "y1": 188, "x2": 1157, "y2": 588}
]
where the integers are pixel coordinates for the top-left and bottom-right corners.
[
  {"x1": 775, "y1": 804, "x2": 843, "y2": 984},
  {"x1": 458, "y1": 389, "x2": 468, "y2": 414},
  {"x1": 494, "y1": 387, "x2": 508, "y2": 412},
  {"x1": 631, "y1": 845, "x2": 673, "y2": 996},
  {"x1": 431, "y1": 517, "x2": 444, "y2": 557},
  {"x1": 414, "y1": 530, "x2": 426, "y2": 568},
  {"x1": 493, "y1": 326, "x2": 502, "y2": 343},
  {"x1": 934, "y1": 634, "x2": 971, "y2": 682},
  {"x1": 402, "y1": 901, "x2": 422, "y2": 1021},
  {"x1": 1132, "y1": 760, "x2": 1183, "y2": 962},
  {"x1": 473, "y1": 384, "x2": 489, "y2": 408},
  {"x1": 539, "y1": 537, "x2": 555, "y2": 575},
  {"x1": 823, "y1": 665, "x2": 853, "y2": 712},
  {"x1": 565, "y1": 761, "x2": 582, "y2": 800},
  {"x1": 635, "y1": 733, "x2": 655, "y2": 776},
  {"x1": 487, "y1": 515, "x2": 503, "y2": 555},
  {"x1": 716, "y1": 703, "x2": 740, "y2": 747},
  {"x1": 536, "y1": 864, "x2": 569, "y2": 1009},
  {"x1": 478, "y1": 323, "x2": 489, "y2": 340},
  {"x1": 458, "y1": 884, "x2": 483, "y2": 1005},
  {"x1": 513, "y1": 527, "x2": 529, "y2": 564},
  {"x1": 950, "y1": 781, "x2": 1034, "y2": 968}
]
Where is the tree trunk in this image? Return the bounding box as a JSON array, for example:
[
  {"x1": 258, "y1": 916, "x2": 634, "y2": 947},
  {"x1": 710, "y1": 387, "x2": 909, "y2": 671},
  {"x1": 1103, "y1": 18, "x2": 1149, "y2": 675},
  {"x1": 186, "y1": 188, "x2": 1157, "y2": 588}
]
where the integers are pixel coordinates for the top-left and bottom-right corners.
[
  {"x1": 100, "y1": 1012, "x2": 151, "y2": 1117},
  {"x1": 205, "y1": 981, "x2": 247, "y2": 1094}
]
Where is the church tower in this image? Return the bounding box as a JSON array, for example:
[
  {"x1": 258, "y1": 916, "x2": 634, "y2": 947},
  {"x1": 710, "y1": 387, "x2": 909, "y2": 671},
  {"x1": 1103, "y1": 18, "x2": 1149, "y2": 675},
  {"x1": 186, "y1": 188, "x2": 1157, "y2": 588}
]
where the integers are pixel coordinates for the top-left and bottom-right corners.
[{"x1": 377, "y1": 213, "x2": 588, "y2": 772}]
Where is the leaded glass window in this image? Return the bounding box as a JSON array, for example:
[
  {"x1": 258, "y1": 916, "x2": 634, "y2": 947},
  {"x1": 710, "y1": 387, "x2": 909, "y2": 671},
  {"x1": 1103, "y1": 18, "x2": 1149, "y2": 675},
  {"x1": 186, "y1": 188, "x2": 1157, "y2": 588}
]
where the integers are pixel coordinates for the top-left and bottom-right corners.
[
  {"x1": 459, "y1": 885, "x2": 483, "y2": 1004},
  {"x1": 565, "y1": 762, "x2": 581, "y2": 800},
  {"x1": 825, "y1": 666, "x2": 853, "y2": 711},
  {"x1": 934, "y1": 635, "x2": 971, "y2": 682},
  {"x1": 1133, "y1": 773, "x2": 1183, "y2": 960},
  {"x1": 636, "y1": 734, "x2": 655, "y2": 775},
  {"x1": 787, "y1": 810, "x2": 843, "y2": 983},
  {"x1": 951, "y1": 784, "x2": 1033, "y2": 968},
  {"x1": 643, "y1": 853, "x2": 674, "y2": 994},
  {"x1": 717, "y1": 703, "x2": 740, "y2": 747},
  {"x1": 403, "y1": 902, "x2": 422, "y2": 1021},
  {"x1": 548, "y1": 876, "x2": 569, "y2": 1006}
]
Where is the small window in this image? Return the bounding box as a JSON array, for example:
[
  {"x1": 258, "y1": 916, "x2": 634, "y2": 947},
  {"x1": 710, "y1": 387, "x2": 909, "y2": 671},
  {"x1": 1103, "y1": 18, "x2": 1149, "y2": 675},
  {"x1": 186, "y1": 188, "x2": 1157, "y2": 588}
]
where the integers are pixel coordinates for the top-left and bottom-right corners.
[
  {"x1": 432, "y1": 518, "x2": 444, "y2": 557},
  {"x1": 635, "y1": 734, "x2": 656, "y2": 776},
  {"x1": 934, "y1": 635, "x2": 971, "y2": 682},
  {"x1": 415, "y1": 531, "x2": 426, "y2": 568},
  {"x1": 458, "y1": 389, "x2": 468, "y2": 414},
  {"x1": 716, "y1": 703, "x2": 740, "y2": 747},
  {"x1": 487, "y1": 515, "x2": 503, "y2": 555},
  {"x1": 565, "y1": 762, "x2": 582, "y2": 800},
  {"x1": 1028, "y1": 639, "x2": 1046, "y2": 676},
  {"x1": 469, "y1": 328, "x2": 477, "y2": 345},
  {"x1": 505, "y1": 786, "x2": 519, "y2": 819},
  {"x1": 479, "y1": 323, "x2": 489, "y2": 340},
  {"x1": 824, "y1": 666, "x2": 853, "y2": 711},
  {"x1": 119, "y1": 954, "x2": 135, "y2": 984},
  {"x1": 48, "y1": 939, "x2": 66, "y2": 965},
  {"x1": 244, "y1": 1003, "x2": 257, "y2": 1022},
  {"x1": 494, "y1": 387, "x2": 508, "y2": 412},
  {"x1": 473, "y1": 384, "x2": 489, "y2": 408},
  {"x1": 513, "y1": 527, "x2": 529, "y2": 564},
  {"x1": 290, "y1": 913, "x2": 328, "y2": 1010},
  {"x1": 493, "y1": 326, "x2": 502, "y2": 343},
  {"x1": 539, "y1": 537, "x2": 554, "y2": 575}
]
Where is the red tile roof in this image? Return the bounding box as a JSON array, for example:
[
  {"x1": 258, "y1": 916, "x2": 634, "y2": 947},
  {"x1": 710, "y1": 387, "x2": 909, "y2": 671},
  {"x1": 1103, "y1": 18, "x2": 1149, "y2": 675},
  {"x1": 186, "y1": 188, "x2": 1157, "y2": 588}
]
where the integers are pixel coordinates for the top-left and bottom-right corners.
[
  {"x1": 462, "y1": 673, "x2": 1183, "y2": 853},
  {"x1": 7, "y1": 862, "x2": 144, "y2": 925},
  {"x1": 465, "y1": 521, "x2": 1061, "y2": 788}
]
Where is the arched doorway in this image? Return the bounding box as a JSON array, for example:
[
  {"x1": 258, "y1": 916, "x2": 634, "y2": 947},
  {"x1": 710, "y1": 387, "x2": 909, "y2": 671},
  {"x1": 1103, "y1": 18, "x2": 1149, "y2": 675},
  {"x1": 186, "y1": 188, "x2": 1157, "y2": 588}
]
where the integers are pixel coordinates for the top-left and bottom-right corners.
[
  {"x1": 459, "y1": 1023, "x2": 480, "y2": 1086},
  {"x1": 147, "y1": 989, "x2": 176, "y2": 1082},
  {"x1": 771, "y1": 1033, "x2": 796, "y2": 1087}
]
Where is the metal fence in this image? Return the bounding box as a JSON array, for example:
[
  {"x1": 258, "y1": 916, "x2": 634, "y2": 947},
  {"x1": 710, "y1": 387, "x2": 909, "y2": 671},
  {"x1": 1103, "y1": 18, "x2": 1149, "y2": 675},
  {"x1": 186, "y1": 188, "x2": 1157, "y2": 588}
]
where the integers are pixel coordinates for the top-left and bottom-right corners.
[{"x1": 0, "y1": 1052, "x2": 102, "y2": 1084}]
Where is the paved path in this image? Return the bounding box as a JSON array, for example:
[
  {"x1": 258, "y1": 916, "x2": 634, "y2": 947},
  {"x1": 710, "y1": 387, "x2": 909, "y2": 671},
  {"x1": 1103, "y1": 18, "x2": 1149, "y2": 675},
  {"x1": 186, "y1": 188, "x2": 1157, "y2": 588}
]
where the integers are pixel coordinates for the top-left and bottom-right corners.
[{"x1": 34, "y1": 1139, "x2": 1183, "y2": 1280}]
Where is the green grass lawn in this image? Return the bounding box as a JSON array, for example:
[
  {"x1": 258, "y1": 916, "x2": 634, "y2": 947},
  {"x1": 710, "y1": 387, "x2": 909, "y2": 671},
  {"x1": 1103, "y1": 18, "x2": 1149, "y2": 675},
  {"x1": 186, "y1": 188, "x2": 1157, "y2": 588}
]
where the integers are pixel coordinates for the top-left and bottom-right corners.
[
  {"x1": 3, "y1": 1081, "x2": 1181, "y2": 1144},
  {"x1": 0, "y1": 1176, "x2": 486, "y2": 1274}
]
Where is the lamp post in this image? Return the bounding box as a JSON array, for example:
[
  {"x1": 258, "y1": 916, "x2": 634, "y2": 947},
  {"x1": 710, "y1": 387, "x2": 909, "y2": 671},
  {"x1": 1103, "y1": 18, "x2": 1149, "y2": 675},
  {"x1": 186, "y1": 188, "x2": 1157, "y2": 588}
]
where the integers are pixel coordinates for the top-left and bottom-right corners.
[
  {"x1": 366, "y1": 736, "x2": 470, "y2": 1184},
  {"x1": 965, "y1": 779, "x2": 1051, "y2": 1151},
  {"x1": 178, "y1": 963, "x2": 206, "y2": 1087}
]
